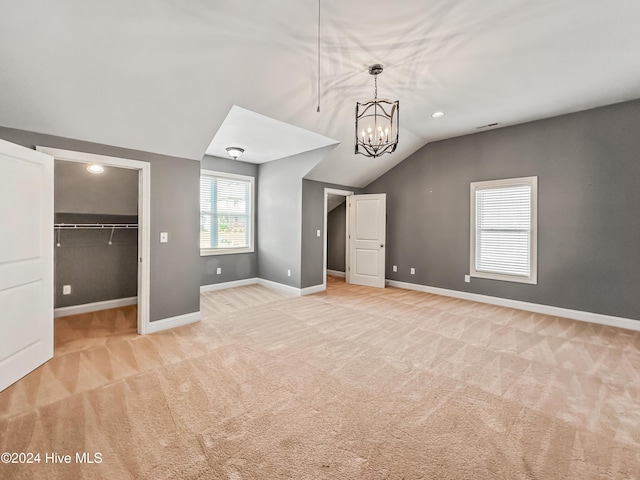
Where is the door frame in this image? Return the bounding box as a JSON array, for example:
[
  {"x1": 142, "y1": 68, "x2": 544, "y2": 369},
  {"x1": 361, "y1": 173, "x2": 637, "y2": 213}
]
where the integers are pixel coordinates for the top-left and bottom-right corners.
[
  {"x1": 36, "y1": 147, "x2": 151, "y2": 335},
  {"x1": 323, "y1": 188, "x2": 354, "y2": 289}
]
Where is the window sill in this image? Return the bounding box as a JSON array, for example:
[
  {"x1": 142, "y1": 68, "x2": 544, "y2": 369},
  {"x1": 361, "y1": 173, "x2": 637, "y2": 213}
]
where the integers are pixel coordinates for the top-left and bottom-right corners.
[
  {"x1": 470, "y1": 271, "x2": 537, "y2": 285},
  {"x1": 200, "y1": 247, "x2": 254, "y2": 257}
]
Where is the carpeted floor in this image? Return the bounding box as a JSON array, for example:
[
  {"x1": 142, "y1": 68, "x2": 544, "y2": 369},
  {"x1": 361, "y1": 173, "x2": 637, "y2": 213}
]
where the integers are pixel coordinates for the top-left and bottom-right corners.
[{"x1": 1, "y1": 276, "x2": 639, "y2": 479}]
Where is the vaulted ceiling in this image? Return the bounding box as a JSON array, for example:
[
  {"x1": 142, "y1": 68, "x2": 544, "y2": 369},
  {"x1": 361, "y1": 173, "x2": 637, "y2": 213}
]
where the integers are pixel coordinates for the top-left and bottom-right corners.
[{"x1": 1, "y1": 1, "x2": 639, "y2": 187}]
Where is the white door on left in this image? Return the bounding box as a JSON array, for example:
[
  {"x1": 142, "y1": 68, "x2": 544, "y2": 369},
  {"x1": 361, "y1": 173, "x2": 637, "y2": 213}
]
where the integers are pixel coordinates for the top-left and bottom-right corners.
[{"x1": 0, "y1": 139, "x2": 54, "y2": 392}]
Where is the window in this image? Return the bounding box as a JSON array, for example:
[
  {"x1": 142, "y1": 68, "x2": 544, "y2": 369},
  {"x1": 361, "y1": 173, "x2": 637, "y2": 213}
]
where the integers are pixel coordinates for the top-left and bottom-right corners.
[
  {"x1": 470, "y1": 176, "x2": 537, "y2": 284},
  {"x1": 200, "y1": 170, "x2": 254, "y2": 255}
]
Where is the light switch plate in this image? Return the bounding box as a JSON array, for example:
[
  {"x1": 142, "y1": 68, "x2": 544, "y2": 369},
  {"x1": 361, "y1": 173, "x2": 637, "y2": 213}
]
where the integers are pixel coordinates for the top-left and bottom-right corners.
[
  {"x1": 392, "y1": 265, "x2": 397, "y2": 272},
  {"x1": 63, "y1": 285, "x2": 71, "y2": 295},
  {"x1": 160, "y1": 232, "x2": 168, "y2": 243}
]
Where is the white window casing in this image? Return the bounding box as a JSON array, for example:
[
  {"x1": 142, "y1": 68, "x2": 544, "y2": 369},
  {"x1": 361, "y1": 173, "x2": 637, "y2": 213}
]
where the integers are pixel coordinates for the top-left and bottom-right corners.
[
  {"x1": 200, "y1": 169, "x2": 255, "y2": 256},
  {"x1": 470, "y1": 176, "x2": 538, "y2": 284}
]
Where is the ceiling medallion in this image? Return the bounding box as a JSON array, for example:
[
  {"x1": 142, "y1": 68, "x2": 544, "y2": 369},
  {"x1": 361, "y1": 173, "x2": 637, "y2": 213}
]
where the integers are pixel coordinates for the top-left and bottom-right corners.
[{"x1": 355, "y1": 64, "x2": 399, "y2": 158}]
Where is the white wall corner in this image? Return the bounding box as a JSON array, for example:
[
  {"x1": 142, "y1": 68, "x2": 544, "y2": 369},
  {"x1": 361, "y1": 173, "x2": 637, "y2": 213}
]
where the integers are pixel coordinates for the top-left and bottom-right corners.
[
  {"x1": 301, "y1": 284, "x2": 326, "y2": 295},
  {"x1": 256, "y1": 278, "x2": 302, "y2": 296},
  {"x1": 146, "y1": 311, "x2": 201, "y2": 334}
]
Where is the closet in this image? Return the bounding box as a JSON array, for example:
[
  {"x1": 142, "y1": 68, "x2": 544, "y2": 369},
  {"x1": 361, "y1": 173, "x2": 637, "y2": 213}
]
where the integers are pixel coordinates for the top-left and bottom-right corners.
[
  {"x1": 326, "y1": 195, "x2": 347, "y2": 278},
  {"x1": 54, "y1": 160, "x2": 138, "y2": 313}
]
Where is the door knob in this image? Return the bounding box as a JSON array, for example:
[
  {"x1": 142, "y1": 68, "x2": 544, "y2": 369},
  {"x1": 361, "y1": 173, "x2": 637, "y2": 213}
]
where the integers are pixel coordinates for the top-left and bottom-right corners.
[{"x1": 380, "y1": 244, "x2": 385, "y2": 248}]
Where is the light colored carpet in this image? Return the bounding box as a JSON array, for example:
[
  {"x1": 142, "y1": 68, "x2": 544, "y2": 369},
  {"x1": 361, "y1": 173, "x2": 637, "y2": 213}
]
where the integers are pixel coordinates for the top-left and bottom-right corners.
[{"x1": 1, "y1": 276, "x2": 639, "y2": 479}]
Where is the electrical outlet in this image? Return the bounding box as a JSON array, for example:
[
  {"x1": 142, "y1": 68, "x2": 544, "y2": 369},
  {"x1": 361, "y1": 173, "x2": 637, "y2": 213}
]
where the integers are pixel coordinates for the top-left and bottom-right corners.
[
  {"x1": 63, "y1": 285, "x2": 71, "y2": 295},
  {"x1": 287, "y1": 269, "x2": 291, "y2": 277},
  {"x1": 392, "y1": 265, "x2": 397, "y2": 272},
  {"x1": 464, "y1": 275, "x2": 470, "y2": 283},
  {"x1": 216, "y1": 267, "x2": 222, "y2": 275},
  {"x1": 410, "y1": 268, "x2": 416, "y2": 275}
]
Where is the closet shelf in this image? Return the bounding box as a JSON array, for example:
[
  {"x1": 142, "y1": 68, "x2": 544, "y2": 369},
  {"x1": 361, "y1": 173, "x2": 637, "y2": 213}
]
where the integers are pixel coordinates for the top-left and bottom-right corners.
[{"x1": 54, "y1": 223, "x2": 138, "y2": 229}]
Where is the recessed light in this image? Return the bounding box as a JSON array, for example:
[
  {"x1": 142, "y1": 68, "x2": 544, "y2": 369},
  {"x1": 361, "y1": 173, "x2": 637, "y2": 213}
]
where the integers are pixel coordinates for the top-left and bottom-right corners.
[
  {"x1": 86, "y1": 164, "x2": 104, "y2": 174},
  {"x1": 431, "y1": 111, "x2": 445, "y2": 118}
]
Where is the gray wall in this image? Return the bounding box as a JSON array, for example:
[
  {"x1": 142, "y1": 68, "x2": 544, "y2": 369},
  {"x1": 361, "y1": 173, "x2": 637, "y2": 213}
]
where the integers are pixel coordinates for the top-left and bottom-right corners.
[
  {"x1": 327, "y1": 201, "x2": 346, "y2": 272},
  {"x1": 300, "y1": 179, "x2": 361, "y2": 288},
  {"x1": 364, "y1": 99, "x2": 640, "y2": 321},
  {"x1": 55, "y1": 161, "x2": 138, "y2": 215},
  {"x1": 55, "y1": 214, "x2": 138, "y2": 308},
  {"x1": 200, "y1": 155, "x2": 259, "y2": 286},
  {"x1": 0, "y1": 126, "x2": 200, "y2": 322},
  {"x1": 258, "y1": 147, "x2": 333, "y2": 288},
  {"x1": 55, "y1": 159, "x2": 139, "y2": 308},
  {"x1": 54, "y1": 160, "x2": 138, "y2": 308}
]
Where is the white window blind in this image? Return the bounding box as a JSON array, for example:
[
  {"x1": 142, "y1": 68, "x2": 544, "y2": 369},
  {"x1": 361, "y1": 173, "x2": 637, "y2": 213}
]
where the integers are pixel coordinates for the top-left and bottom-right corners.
[
  {"x1": 470, "y1": 177, "x2": 537, "y2": 284},
  {"x1": 200, "y1": 170, "x2": 254, "y2": 255}
]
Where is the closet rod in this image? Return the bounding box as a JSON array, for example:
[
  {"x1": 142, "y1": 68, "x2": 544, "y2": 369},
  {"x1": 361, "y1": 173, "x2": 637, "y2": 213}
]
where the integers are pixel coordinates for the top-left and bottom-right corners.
[{"x1": 54, "y1": 223, "x2": 138, "y2": 229}]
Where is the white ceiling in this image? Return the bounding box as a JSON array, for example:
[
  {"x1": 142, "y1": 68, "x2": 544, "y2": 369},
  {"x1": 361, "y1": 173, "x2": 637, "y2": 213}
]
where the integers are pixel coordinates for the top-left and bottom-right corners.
[
  {"x1": 205, "y1": 105, "x2": 338, "y2": 163},
  {"x1": 1, "y1": 1, "x2": 640, "y2": 187}
]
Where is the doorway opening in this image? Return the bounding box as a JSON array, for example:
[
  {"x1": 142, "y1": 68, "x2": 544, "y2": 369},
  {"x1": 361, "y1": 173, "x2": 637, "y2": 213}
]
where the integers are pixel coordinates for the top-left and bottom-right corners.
[
  {"x1": 37, "y1": 147, "x2": 151, "y2": 334},
  {"x1": 323, "y1": 188, "x2": 353, "y2": 289}
]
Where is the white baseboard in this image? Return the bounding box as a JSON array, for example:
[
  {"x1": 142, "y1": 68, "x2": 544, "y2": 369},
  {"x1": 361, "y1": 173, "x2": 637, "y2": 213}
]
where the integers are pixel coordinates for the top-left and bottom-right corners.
[
  {"x1": 200, "y1": 278, "x2": 258, "y2": 293},
  {"x1": 386, "y1": 280, "x2": 640, "y2": 332},
  {"x1": 256, "y1": 278, "x2": 301, "y2": 296},
  {"x1": 301, "y1": 284, "x2": 326, "y2": 295},
  {"x1": 326, "y1": 269, "x2": 346, "y2": 278},
  {"x1": 54, "y1": 296, "x2": 138, "y2": 318},
  {"x1": 147, "y1": 311, "x2": 201, "y2": 334},
  {"x1": 200, "y1": 277, "x2": 324, "y2": 297}
]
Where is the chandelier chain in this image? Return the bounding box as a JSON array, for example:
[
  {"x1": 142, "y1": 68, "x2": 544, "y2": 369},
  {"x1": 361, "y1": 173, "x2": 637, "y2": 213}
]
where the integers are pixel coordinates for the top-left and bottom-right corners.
[{"x1": 316, "y1": 0, "x2": 321, "y2": 112}]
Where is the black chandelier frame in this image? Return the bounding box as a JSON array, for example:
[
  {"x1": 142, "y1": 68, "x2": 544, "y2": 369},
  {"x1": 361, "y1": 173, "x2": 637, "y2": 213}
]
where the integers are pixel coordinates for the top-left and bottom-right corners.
[{"x1": 354, "y1": 64, "x2": 399, "y2": 158}]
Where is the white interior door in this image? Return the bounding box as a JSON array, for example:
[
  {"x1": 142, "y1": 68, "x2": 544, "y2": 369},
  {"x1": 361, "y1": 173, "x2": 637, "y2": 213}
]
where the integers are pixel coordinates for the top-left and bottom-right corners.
[
  {"x1": 0, "y1": 140, "x2": 54, "y2": 392},
  {"x1": 348, "y1": 193, "x2": 386, "y2": 288}
]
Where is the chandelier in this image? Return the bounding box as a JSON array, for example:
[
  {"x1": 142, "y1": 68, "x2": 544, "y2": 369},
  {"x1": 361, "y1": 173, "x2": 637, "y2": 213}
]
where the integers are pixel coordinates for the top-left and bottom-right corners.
[{"x1": 355, "y1": 64, "x2": 399, "y2": 157}]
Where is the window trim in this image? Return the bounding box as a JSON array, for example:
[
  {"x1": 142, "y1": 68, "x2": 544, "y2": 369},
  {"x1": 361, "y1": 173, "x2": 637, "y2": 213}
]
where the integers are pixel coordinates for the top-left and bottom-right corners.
[
  {"x1": 200, "y1": 169, "x2": 255, "y2": 256},
  {"x1": 469, "y1": 176, "x2": 538, "y2": 284}
]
